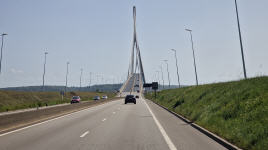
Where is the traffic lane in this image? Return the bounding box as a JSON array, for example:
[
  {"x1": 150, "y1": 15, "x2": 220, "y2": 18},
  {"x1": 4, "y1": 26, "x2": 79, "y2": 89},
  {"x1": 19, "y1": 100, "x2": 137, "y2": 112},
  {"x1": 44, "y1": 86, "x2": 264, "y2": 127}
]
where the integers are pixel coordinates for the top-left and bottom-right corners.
[
  {"x1": 73, "y1": 98, "x2": 170, "y2": 150},
  {"x1": 145, "y1": 99, "x2": 227, "y2": 150},
  {"x1": 0, "y1": 98, "x2": 120, "y2": 133},
  {"x1": 0, "y1": 99, "x2": 123, "y2": 150}
]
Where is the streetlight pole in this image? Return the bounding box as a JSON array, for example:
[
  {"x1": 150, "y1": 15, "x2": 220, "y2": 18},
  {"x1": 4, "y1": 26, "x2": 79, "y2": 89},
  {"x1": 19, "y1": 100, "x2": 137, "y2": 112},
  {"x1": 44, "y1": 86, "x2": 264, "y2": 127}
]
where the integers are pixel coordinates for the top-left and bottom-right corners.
[
  {"x1": 163, "y1": 60, "x2": 171, "y2": 88},
  {"x1": 42, "y1": 52, "x2": 48, "y2": 91},
  {"x1": 0, "y1": 33, "x2": 8, "y2": 74},
  {"x1": 96, "y1": 74, "x2": 99, "y2": 85},
  {"x1": 159, "y1": 65, "x2": 164, "y2": 89},
  {"x1": 153, "y1": 72, "x2": 157, "y2": 82},
  {"x1": 65, "y1": 62, "x2": 70, "y2": 93},
  {"x1": 185, "y1": 29, "x2": 199, "y2": 86},
  {"x1": 170, "y1": 49, "x2": 181, "y2": 88},
  {"x1": 156, "y1": 71, "x2": 161, "y2": 86},
  {"x1": 89, "y1": 72, "x2": 92, "y2": 88},
  {"x1": 234, "y1": 0, "x2": 247, "y2": 79},
  {"x1": 80, "y1": 68, "x2": 83, "y2": 91}
]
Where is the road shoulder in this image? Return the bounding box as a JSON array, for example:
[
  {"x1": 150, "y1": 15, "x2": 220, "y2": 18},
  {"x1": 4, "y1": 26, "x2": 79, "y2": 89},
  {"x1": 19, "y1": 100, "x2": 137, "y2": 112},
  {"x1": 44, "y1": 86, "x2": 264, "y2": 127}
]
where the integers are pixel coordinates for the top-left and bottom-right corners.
[{"x1": 145, "y1": 99, "x2": 238, "y2": 150}]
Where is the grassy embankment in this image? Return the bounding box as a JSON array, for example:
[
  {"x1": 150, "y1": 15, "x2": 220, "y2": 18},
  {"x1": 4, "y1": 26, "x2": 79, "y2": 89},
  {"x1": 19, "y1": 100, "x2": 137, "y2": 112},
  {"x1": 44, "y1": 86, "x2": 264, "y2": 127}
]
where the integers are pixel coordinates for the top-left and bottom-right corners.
[
  {"x1": 145, "y1": 77, "x2": 268, "y2": 150},
  {"x1": 0, "y1": 91, "x2": 116, "y2": 112}
]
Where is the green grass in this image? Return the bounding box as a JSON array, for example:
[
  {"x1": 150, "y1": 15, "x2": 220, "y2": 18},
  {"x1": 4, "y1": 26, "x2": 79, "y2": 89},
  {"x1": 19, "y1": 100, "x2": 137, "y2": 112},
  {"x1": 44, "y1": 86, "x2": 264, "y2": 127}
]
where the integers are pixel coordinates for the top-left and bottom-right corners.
[
  {"x1": 145, "y1": 76, "x2": 268, "y2": 150},
  {"x1": 0, "y1": 91, "x2": 116, "y2": 112}
]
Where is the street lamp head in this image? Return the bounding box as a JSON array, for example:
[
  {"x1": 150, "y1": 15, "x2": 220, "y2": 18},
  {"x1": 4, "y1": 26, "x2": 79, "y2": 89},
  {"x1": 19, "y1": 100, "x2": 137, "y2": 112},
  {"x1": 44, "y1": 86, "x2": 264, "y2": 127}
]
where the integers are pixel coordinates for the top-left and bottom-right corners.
[
  {"x1": 1, "y1": 33, "x2": 7, "y2": 36},
  {"x1": 163, "y1": 59, "x2": 168, "y2": 62},
  {"x1": 185, "y1": 29, "x2": 192, "y2": 32},
  {"x1": 45, "y1": 52, "x2": 48, "y2": 55},
  {"x1": 67, "y1": 62, "x2": 70, "y2": 65},
  {"x1": 171, "y1": 49, "x2": 176, "y2": 52}
]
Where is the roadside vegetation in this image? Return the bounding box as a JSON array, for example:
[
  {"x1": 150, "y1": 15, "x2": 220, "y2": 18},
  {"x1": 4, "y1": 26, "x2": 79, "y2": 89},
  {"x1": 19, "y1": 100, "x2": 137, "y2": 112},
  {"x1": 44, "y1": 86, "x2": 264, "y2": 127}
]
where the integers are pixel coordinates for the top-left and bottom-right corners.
[
  {"x1": 145, "y1": 76, "x2": 268, "y2": 150},
  {"x1": 0, "y1": 91, "x2": 116, "y2": 112}
]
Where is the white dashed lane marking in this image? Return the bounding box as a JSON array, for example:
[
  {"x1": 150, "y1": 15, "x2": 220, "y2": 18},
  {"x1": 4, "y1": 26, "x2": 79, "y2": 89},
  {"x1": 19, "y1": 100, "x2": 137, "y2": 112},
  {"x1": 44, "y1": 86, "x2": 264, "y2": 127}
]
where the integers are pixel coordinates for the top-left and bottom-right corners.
[{"x1": 80, "y1": 131, "x2": 89, "y2": 138}]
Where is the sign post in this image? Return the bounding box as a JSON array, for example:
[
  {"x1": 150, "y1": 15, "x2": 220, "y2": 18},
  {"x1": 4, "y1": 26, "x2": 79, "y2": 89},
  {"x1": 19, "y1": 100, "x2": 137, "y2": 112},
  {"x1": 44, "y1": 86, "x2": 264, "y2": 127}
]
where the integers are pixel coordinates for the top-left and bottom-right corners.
[{"x1": 152, "y1": 82, "x2": 158, "y2": 99}]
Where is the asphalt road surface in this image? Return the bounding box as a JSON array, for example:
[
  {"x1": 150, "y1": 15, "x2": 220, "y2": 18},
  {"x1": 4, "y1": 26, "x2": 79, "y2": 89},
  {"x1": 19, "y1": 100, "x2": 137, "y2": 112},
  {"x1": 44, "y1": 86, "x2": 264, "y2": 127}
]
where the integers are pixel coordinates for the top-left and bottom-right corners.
[{"x1": 0, "y1": 96, "x2": 227, "y2": 150}]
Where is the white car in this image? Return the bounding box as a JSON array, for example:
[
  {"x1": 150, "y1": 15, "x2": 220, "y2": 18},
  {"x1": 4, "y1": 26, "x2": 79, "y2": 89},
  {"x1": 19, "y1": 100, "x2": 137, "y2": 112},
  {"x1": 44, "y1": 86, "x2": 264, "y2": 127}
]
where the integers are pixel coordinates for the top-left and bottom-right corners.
[{"x1": 102, "y1": 95, "x2": 108, "y2": 99}]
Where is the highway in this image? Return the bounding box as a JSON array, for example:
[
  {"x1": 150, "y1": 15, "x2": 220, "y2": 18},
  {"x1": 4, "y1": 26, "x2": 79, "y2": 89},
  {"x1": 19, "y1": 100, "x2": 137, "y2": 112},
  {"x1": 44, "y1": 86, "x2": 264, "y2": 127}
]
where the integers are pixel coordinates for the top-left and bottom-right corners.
[{"x1": 0, "y1": 96, "x2": 227, "y2": 150}]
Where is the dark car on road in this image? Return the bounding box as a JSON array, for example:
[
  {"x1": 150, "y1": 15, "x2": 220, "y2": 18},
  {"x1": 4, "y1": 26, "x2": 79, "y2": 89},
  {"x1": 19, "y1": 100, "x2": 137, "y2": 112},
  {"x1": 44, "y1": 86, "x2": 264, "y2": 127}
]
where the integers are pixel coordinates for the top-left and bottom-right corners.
[
  {"x1": 94, "y1": 96, "x2": 100, "y2": 100},
  {"x1": 71, "y1": 96, "x2": 81, "y2": 104},
  {"x1": 125, "y1": 95, "x2": 136, "y2": 104}
]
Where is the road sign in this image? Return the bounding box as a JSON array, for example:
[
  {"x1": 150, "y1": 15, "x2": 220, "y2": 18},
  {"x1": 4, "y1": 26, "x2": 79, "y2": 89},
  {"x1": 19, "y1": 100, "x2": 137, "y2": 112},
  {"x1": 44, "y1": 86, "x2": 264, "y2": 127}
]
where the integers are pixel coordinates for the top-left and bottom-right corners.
[
  {"x1": 143, "y1": 83, "x2": 152, "y2": 87},
  {"x1": 152, "y1": 82, "x2": 158, "y2": 90}
]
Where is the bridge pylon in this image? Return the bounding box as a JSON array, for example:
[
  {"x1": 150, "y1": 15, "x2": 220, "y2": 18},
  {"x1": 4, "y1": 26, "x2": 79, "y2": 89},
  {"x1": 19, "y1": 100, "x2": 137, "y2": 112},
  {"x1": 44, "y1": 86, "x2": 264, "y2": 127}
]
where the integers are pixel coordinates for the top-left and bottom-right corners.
[{"x1": 120, "y1": 6, "x2": 146, "y2": 94}]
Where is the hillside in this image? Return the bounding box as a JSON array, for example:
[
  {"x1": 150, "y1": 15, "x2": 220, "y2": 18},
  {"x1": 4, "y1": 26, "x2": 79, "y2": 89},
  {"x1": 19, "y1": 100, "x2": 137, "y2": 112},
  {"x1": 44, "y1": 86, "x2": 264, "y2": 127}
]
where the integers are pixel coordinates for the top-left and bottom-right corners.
[{"x1": 145, "y1": 76, "x2": 268, "y2": 150}]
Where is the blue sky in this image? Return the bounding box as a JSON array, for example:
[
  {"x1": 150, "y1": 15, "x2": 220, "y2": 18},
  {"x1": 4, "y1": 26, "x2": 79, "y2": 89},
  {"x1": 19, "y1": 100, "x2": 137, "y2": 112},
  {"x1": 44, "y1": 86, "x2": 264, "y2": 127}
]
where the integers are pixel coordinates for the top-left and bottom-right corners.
[{"x1": 0, "y1": 0, "x2": 267, "y2": 88}]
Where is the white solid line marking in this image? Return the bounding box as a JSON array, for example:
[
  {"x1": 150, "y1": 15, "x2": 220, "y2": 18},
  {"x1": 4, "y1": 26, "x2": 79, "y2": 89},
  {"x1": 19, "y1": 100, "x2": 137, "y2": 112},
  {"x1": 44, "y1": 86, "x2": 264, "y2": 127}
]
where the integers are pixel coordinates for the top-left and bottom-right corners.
[
  {"x1": 0, "y1": 100, "x2": 118, "y2": 137},
  {"x1": 102, "y1": 118, "x2": 106, "y2": 122},
  {"x1": 144, "y1": 99, "x2": 177, "y2": 150},
  {"x1": 80, "y1": 131, "x2": 89, "y2": 138}
]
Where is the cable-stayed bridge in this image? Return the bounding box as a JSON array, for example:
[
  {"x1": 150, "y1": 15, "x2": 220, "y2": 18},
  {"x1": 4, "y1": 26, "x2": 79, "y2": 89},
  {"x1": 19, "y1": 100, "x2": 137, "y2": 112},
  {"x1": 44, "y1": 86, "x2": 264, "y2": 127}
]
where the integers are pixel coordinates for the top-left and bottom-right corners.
[
  {"x1": 120, "y1": 6, "x2": 145, "y2": 94},
  {"x1": 0, "y1": 6, "x2": 234, "y2": 150}
]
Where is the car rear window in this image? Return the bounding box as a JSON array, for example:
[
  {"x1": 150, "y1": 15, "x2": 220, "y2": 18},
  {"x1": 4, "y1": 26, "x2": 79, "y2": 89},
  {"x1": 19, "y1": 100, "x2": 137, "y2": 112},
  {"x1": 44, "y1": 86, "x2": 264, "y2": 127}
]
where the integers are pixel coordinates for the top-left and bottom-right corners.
[
  {"x1": 73, "y1": 96, "x2": 79, "y2": 99},
  {"x1": 126, "y1": 95, "x2": 134, "y2": 98}
]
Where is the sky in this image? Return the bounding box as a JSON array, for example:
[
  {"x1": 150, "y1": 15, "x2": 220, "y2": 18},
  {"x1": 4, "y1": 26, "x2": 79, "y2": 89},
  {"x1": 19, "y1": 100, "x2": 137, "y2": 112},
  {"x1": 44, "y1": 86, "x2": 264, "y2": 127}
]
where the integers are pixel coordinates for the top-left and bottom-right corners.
[{"x1": 0, "y1": 0, "x2": 267, "y2": 88}]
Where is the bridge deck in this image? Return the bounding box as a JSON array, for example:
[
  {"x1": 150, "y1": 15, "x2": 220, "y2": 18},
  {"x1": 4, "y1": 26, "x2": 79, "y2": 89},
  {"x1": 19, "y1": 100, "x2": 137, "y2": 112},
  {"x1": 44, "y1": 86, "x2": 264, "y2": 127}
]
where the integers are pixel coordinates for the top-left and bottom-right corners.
[{"x1": 122, "y1": 74, "x2": 141, "y2": 93}]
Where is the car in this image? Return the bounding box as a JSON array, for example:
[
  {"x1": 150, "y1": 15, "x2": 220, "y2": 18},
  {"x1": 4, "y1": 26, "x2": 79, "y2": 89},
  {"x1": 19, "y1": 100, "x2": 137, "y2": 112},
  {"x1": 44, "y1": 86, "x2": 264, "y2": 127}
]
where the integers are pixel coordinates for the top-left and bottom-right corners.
[
  {"x1": 125, "y1": 95, "x2": 136, "y2": 104},
  {"x1": 102, "y1": 95, "x2": 108, "y2": 99},
  {"x1": 134, "y1": 84, "x2": 139, "y2": 87},
  {"x1": 135, "y1": 95, "x2": 139, "y2": 99},
  {"x1": 93, "y1": 96, "x2": 100, "y2": 100},
  {"x1": 71, "y1": 96, "x2": 81, "y2": 104},
  {"x1": 137, "y1": 90, "x2": 140, "y2": 93}
]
